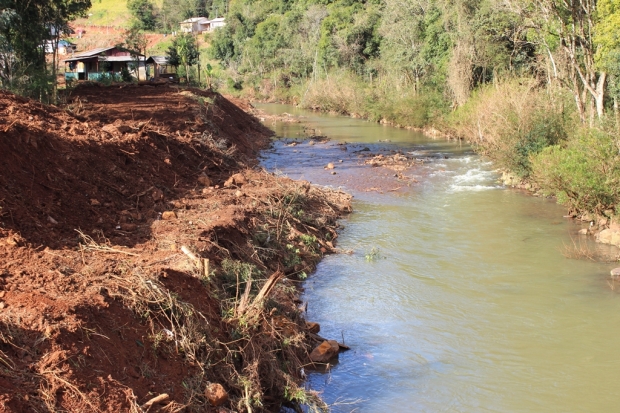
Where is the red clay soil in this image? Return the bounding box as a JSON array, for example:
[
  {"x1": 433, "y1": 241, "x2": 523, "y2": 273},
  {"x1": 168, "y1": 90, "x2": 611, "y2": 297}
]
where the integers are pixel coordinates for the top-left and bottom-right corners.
[{"x1": 0, "y1": 84, "x2": 351, "y2": 412}]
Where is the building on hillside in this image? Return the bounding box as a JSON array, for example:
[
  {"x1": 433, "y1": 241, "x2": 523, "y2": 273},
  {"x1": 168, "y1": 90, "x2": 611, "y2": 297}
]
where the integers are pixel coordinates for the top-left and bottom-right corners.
[
  {"x1": 180, "y1": 17, "x2": 226, "y2": 34},
  {"x1": 145, "y1": 56, "x2": 177, "y2": 81},
  {"x1": 205, "y1": 17, "x2": 226, "y2": 31},
  {"x1": 63, "y1": 46, "x2": 145, "y2": 82},
  {"x1": 45, "y1": 40, "x2": 77, "y2": 55},
  {"x1": 180, "y1": 17, "x2": 209, "y2": 34}
]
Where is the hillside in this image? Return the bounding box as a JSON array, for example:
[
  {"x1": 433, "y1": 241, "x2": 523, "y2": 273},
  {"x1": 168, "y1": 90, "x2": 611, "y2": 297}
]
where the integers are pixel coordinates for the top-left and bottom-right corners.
[{"x1": 0, "y1": 84, "x2": 351, "y2": 412}]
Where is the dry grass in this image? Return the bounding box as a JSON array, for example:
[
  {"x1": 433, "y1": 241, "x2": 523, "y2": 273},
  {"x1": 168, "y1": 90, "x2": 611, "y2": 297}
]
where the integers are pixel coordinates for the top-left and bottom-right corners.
[{"x1": 560, "y1": 236, "x2": 620, "y2": 262}]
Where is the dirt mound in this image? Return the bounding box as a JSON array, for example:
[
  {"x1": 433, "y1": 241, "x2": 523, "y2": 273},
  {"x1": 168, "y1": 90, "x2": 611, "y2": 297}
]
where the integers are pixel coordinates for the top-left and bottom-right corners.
[{"x1": 0, "y1": 86, "x2": 351, "y2": 412}]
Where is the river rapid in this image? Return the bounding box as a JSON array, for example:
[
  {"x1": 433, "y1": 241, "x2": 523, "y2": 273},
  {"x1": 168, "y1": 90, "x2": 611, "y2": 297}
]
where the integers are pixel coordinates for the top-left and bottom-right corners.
[{"x1": 257, "y1": 104, "x2": 620, "y2": 413}]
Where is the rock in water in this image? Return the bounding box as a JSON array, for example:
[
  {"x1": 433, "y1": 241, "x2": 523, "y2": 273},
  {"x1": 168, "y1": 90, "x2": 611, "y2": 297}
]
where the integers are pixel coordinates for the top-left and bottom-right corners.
[
  {"x1": 611, "y1": 268, "x2": 620, "y2": 278},
  {"x1": 309, "y1": 340, "x2": 339, "y2": 363},
  {"x1": 204, "y1": 383, "x2": 228, "y2": 406},
  {"x1": 306, "y1": 321, "x2": 320, "y2": 334}
]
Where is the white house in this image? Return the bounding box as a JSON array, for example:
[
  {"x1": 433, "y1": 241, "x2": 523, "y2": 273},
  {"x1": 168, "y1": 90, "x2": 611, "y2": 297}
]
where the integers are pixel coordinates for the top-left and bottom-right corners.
[
  {"x1": 180, "y1": 17, "x2": 226, "y2": 34},
  {"x1": 180, "y1": 17, "x2": 210, "y2": 34},
  {"x1": 201, "y1": 17, "x2": 226, "y2": 32}
]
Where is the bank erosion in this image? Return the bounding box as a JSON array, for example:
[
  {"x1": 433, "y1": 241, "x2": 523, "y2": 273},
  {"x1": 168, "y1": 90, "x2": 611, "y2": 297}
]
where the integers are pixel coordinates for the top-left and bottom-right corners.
[{"x1": 0, "y1": 84, "x2": 351, "y2": 412}]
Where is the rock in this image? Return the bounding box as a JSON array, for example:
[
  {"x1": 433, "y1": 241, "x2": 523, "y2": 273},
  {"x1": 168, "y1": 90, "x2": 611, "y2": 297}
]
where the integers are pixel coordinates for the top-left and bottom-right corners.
[
  {"x1": 198, "y1": 174, "x2": 211, "y2": 186},
  {"x1": 598, "y1": 217, "x2": 608, "y2": 227},
  {"x1": 152, "y1": 188, "x2": 164, "y2": 201},
  {"x1": 116, "y1": 125, "x2": 132, "y2": 134},
  {"x1": 581, "y1": 213, "x2": 593, "y2": 222},
  {"x1": 611, "y1": 268, "x2": 620, "y2": 278},
  {"x1": 578, "y1": 228, "x2": 588, "y2": 235},
  {"x1": 0, "y1": 302, "x2": 5, "y2": 309},
  {"x1": 610, "y1": 219, "x2": 620, "y2": 232},
  {"x1": 224, "y1": 173, "x2": 246, "y2": 188},
  {"x1": 47, "y1": 216, "x2": 58, "y2": 225},
  {"x1": 325, "y1": 163, "x2": 335, "y2": 170},
  {"x1": 204, "y1": 383, "x2": 228, "y2": 406},
  {"x1": 330, "y1": 171, "x2": 337, "y2": 175},
  {"x1": 597, "y1": 229, "x2": 613, "y2": 244},
  {"x1": 90, "y1": 199, "x2": 100, "y2": 206},
  {"x1": 161, "y1": 211, "x2": 177, "y2": 220},
  {"x1": 309, "y1": 340, "x2": 340, "y2": 363},
  {"x1": 121, "y1": 223, "x2": 137, "y2": 232},
  {"x1": 306, "y1": 322, "x2": 320, "y2": 334},
  {"x1": 101, "y1": 124, "x2": 118, "y2": 135},
  {"x1": 235, "y1": 190, "x2": 243, "y2": 197},
  {"x1": 611, "y1": 232, "x2": 620, "y2": 247}
]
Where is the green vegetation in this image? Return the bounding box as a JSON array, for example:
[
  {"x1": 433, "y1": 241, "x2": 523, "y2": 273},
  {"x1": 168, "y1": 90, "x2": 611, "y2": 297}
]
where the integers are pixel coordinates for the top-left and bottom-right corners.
[
  {"x1": 0, "y1": 0, "x2": 91, "y2": 101},
  {"x1": 201, "y1": 0, "x2": 620, "y2": 218}
]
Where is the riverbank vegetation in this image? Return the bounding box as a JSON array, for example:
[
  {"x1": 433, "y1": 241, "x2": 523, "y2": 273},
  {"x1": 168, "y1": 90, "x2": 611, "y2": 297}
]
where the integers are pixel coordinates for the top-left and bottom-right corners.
[{"x1": 207, "y1": 0, "x2": 620, "y2": 218}]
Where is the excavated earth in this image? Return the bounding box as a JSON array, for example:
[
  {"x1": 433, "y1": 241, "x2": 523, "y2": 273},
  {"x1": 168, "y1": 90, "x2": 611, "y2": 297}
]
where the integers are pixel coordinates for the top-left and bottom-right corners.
[{"x1": 0, "y1": 84, "x2": 351, "y2": 412}]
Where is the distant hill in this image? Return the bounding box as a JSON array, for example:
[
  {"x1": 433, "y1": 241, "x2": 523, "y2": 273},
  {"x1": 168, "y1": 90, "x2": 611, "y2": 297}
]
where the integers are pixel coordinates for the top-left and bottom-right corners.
[{"x1": 73, "y1": 0, "x2": 165, "y2": 28}]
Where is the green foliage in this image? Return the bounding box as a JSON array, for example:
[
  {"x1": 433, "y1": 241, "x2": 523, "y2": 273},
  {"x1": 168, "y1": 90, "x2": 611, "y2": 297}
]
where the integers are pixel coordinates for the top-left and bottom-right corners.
[
  {"x1": 449, "y1": 80, "x2": 571, "y2": 177},
  {"x1": 532, "y1": 126, "x2": 620, "y2": 215},
  {"x1": 120, "y1": 65, "x2": 133, "y2": 82},
  {"x1": 0, "y1": 0, "x2": 91, "y2": 101},
  {"x1": 167, "y1": 33, "x2": 200, "y2": 83},
  {"x1": 127, "y1": 0, "x2": 156, "y2": 31}
]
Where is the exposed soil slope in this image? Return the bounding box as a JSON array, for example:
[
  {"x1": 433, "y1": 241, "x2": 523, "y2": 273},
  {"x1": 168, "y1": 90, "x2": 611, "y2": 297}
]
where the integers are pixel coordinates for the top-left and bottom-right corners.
[{"x1": 0, "y1": 85, "x2": 351, "y2": 412}]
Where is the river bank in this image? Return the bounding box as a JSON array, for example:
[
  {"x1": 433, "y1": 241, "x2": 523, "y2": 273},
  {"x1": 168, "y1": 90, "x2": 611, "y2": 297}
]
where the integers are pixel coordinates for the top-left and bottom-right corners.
[
  {"x1": 257, "y1": 102, "x2": 620, "y2": 412},
  {"x1": 0, "y1": 85, "x2": 352, "y2": 412}
]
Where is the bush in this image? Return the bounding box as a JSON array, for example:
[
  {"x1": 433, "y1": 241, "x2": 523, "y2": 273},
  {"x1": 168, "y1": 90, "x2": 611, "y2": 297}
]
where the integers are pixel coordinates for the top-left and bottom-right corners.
[
  {"x1": 448, "y1": 79, "x2": 572, "y2": 177},
  {"x1": 532, "y1": 125, "x2": 620, "y2": 215}
]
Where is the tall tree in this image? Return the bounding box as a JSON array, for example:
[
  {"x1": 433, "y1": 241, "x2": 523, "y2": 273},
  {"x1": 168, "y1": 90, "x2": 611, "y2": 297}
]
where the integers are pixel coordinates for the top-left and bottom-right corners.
[{"x1": 167, "y1": 33, "x2": 199, "y2": 83}]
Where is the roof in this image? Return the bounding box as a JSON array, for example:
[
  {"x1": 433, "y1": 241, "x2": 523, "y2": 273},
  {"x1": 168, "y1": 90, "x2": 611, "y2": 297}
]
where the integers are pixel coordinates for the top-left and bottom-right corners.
[
  {"x1": 100, "y1": 56, "x2": 145, "y2": 62},
  {"x1": 63, "y1": 46, "x2": 144, "y2": 62},
  {"x1": 146, "y1": 56, "x2": 169, "y2": 65},
  {"x1": 181, "y1": 17, "x2": 208, "y2": 24},
  {"x1": 210, "y1": 17, "x2": 226, "y2": 22}
]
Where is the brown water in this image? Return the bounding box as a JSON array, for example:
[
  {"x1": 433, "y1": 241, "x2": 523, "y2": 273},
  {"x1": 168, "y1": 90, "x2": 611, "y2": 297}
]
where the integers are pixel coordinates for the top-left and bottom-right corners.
[{"x1": 258, "y1": 104, "x2": 620, "y2": 413}]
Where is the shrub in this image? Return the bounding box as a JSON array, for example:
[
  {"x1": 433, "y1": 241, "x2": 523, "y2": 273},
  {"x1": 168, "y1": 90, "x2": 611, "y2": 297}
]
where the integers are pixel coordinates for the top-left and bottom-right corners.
[
  {"x1": 448, "y1": 79, "x2": 572, "y2": 177},
  {"x1": 531, "y1": 126, "x2": 620, "y2": 215}
]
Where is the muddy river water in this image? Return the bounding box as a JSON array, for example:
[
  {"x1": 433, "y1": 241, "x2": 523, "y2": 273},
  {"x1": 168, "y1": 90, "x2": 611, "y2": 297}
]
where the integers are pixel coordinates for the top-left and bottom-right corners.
[{"x1": 257, "y1": 104, "x2": 620, "y2": 412}]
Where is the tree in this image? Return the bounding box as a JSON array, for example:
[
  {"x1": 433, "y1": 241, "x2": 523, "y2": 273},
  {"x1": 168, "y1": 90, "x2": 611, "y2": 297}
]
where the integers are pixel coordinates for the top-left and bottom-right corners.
[
  {"x1": 167, "y1": 33, "x2": 199, "y2": 83},
  {"x1": 0, "y1": 0, "x2": 91, "y2": 101},
  {"x1": 123, "y1": 27, "x2": 147, "y2": 81},
  {"x1": 127, "y1": 0, "x2": 156, "y2": 31}
]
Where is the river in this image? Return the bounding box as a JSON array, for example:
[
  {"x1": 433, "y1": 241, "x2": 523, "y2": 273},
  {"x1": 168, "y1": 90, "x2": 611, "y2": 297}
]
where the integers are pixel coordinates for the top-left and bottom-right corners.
[{"x1": 257, "y1": 104, "x2": 620, "y2": 413}]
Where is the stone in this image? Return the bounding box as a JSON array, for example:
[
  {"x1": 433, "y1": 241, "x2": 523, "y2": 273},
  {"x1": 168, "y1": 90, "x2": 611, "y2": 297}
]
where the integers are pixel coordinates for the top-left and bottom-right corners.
[
  {"x1": 610, "y1": 219, "x2": 620, "y2": 232},
  {"x1": 48, "y1": 216, "x2": 58, "y2": 225},
  {"x1": 121, "y1": 223, "x2": 137, "y2": 232},
  {"x1": 330, "y1": 171, "x2": 337, "y2": 175},
  {"x1": 204, "y1": 383, "x2": 228, "y2": 406},
  {"x1": 235, "y1": 190, "x2": 243, "y2": 197},
  {"x1": 224, "y1": 173, "x2": 246, "y2": 188},
  {"x1": 0, "y1": 302, "x2": 5, "y2": 309},
  {"x1": 578, "y1": 228, "x2": 588, "y2": 235},
  {"x1": 325, "y1": 163, "x2": 335, "y2": 170},
  {"x1": 581, "y1": 213, "x2": 593, "y2": 222},
  {"x1": 598, "y1": 217, "x2": 608, "y2": 227},
  {"x1": 611, "y1": 268, "x2": 620, "y2": 278},
  {"x1": 306, "y1": 322, "x2": 320, "y2": 334},
  {"x1": 611, "y1": 232, "x2": 620, "y2": 247},
  {"x1": 161, "y1": 211, "x2": 177, "y2": 220},
  {"x1": 597, "y1": 229, "x2": 613, "y2": 244},
  {"x1": 198, "y1": 174, "x2": 211, "y2": 186},
  {"x1": 90, "y1": 199, "x2": 101, "y2": 206},
  {"x1": 309, "y1": 340, "x2": 339, "y2": 363}
]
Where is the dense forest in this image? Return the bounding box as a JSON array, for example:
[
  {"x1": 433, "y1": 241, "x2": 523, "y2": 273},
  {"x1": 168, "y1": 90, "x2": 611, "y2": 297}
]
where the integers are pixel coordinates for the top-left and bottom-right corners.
[{"x1": 208, "y1": 0, "x2": 620, "y2": 217}]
